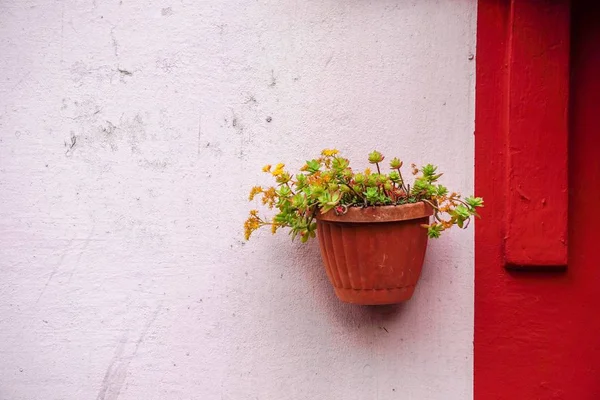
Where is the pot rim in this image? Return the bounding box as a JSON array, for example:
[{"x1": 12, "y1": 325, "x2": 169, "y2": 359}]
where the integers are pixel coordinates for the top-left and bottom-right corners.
[{"x1": 316, "y1": 201, "x2": 433, "y2": 223}]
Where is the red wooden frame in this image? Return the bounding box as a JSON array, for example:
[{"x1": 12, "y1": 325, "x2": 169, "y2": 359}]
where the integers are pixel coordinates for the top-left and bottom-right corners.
[
  {"x1": 476, "y1": 0, "x2": 600, "y2": 398},
  {"x1": 504, "y1": 0, "x2": 569, "y2": 268},
  {"x1": 476, "y1": 0, "x2": 571, "y2": 276}
]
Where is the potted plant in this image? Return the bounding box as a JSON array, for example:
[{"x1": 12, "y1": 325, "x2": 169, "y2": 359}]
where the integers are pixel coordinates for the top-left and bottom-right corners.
[{"x1": 244, "y1": 150, "x2": 483, "y2": 305}]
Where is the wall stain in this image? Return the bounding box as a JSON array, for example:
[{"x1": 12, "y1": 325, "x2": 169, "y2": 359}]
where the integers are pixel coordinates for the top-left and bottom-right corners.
[
  {"x1": 117, "y1": 68, "x2": 132, "y2": 76},
  {"x1": 67, "y1": 226, "x2": 96, "y2": 283},
  {"x1": 139, "y1": 159, "x2": 169, "y2": 171},
  {"x1": 96, "y1": 304, "x2": 162, "y2": 400},
  {"x1": 110, "y1": 27, "x2": 119, "y2": 58},
  {"x1": 65, "y1": 132, "x2": 77, "y2": 156},
  {"x1": 36, "y1": 238, "x2": 76, "y2": 304},
  {"x1": 155, "y1": 52, "x2": 181, "y2": 73},
  {"x1": 99, "y1": 120, "x2": 118, "y2": 151}
]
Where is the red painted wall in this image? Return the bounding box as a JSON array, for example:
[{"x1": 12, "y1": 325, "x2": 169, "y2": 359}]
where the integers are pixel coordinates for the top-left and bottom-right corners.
[{"x1": 475, "y1": 0, "x2": 600, "y2": 398}]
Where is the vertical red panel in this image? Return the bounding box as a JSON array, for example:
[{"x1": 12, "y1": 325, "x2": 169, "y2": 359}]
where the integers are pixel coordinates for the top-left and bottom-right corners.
[
  {"x1": 475, "y1": 0, "x2": 600, "y2": 398},
  {"x1": 505, "y1": 0, "x2": 570, "y2": 268}
]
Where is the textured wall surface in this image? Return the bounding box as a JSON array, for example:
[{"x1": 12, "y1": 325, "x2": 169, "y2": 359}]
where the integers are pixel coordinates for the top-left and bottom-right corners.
[{"x1": 0, "y1": 1, "x2": 476, "y2": 399}]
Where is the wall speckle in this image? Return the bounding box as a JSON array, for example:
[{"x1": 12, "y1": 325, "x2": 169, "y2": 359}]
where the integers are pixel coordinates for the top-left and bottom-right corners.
[{"x1": 0, "y1": 1, "x2": 475, "y2": 399}]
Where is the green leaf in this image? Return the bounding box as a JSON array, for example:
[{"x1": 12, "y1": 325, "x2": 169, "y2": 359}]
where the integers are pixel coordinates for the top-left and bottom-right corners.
[
  {"x1": 306, "y1": 159, "x2": 321, "y2": 174},
  {"x1": 388, "y1": 171, "x2": 400, "y2": 182},
  {"x1": 292, "y1": 193, "x2": 307, "y2": 209},
  {"x1": 300, "y1": 234, "x2": 309, "y2": 243},
  {"x1": 429, "y1": 173, "x2": 443, "y2": 182},
  {"x1": 366, "y1": 175, "x2": 377, "y2": 187},
  {"x1": 274, "y1": 213, "x2": 289, "y2": 224},
  {"x1": 422, "y1": 164, "x2": 437, "y2": 177},
  {"x1": 465, "y1": 196, "x2": 484, "y2": 208},
  {"x1": 455, "y1": 204, "x2": 471, "y2": 219},
  {"x1": 364, "y1": 187, "x2": 379, "y2": 203},
  {"x1": 295, "y1": 174, "x2": 307, "y2": 188},
  {"x1": 389, "y1": 157, "x2": 402, "y2": 169},
  {"x1": 332, "y1": 157, "x2": 349, "y2": 171},
  {"x1": 427, "y1": 224, "x2": 443, "y2": 239},
  {"x1": 368, "y1": 150, "x2": 384, "y2": 164},
  {"x1": 310, "y1": 184, "x2": 325, "y2": 198},
  {"x1": 277, "y1": 186, "x2": 292, "y2": 197}
]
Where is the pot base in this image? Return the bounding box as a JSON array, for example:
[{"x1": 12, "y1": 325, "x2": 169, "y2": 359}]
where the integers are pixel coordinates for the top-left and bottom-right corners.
[{"x1": 334, "y1": 285, "x2": 416, "y2": 305}]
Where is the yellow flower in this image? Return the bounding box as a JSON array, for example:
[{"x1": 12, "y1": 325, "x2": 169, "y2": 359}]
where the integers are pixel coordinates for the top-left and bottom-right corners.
[
  {"x1": 364, "y1": 168, "x2": 372, "y2": 176},
  {"x1": 244, "y1": 214, "x2": 261, "y2": 240},
  {"x1": 262, "y1": 187, "x2": 277, "y2": 208},
  {"x1": 248, "y1": 186, "x2": 263, "y2": 201},
  {"x1": 262, "y1": 164, "x2": 272, "y2": 173},
  {"x1": 271, "y1": 163, "x2": 285, "y2": 176},
  {"x1": 271, "y1": 223, "x2": 279, "y2": 234},
  {"x1": 308, "y1": 174, "x2": 323, "y2": 185},
  {"x1": 321, "y1": 149, "x2": 339, "y2": 157}
]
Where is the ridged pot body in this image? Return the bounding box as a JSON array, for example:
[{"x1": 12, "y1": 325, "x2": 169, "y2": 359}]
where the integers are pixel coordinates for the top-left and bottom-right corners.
[{"x1": 315, "y1": 202, "x2": 433, "y2": 305}]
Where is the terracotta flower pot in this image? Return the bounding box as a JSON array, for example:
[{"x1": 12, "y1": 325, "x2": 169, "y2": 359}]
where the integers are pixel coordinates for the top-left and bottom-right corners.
[{"x1": 315, "y1": 202, "x2": 433, "y2": 305}]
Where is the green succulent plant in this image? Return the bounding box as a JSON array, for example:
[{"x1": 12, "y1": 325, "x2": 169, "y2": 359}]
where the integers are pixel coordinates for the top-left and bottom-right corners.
[{"x1": 245, "y1": 149, "x2": 483, "y2": 242}]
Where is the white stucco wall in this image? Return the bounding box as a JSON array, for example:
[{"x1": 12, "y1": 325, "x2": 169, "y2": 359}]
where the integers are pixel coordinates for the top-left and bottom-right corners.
[{"x1": 0, "y1": 1, "x2": 476, "y2": 399}]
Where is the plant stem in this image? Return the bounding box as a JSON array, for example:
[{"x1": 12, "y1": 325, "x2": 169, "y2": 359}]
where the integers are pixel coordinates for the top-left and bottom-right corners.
[
  {"x1": 397, "y1": 168, "x2": 408, "y2": 193},
  {"x1": 306, "y1": 204, "x2": 318, "y2": 228},
  {"x1": 338, "y1": 178, "x2": 364, "y2": 202},
  {"x1": 284, "y1": 179, "x2": 296, "y2": 195},
  {"x1": 454, "y1": 198, "x2": 473, "y2": 208},
  {"x1": 420, "y1": 199, "x2": 444, "y2": 222}
]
